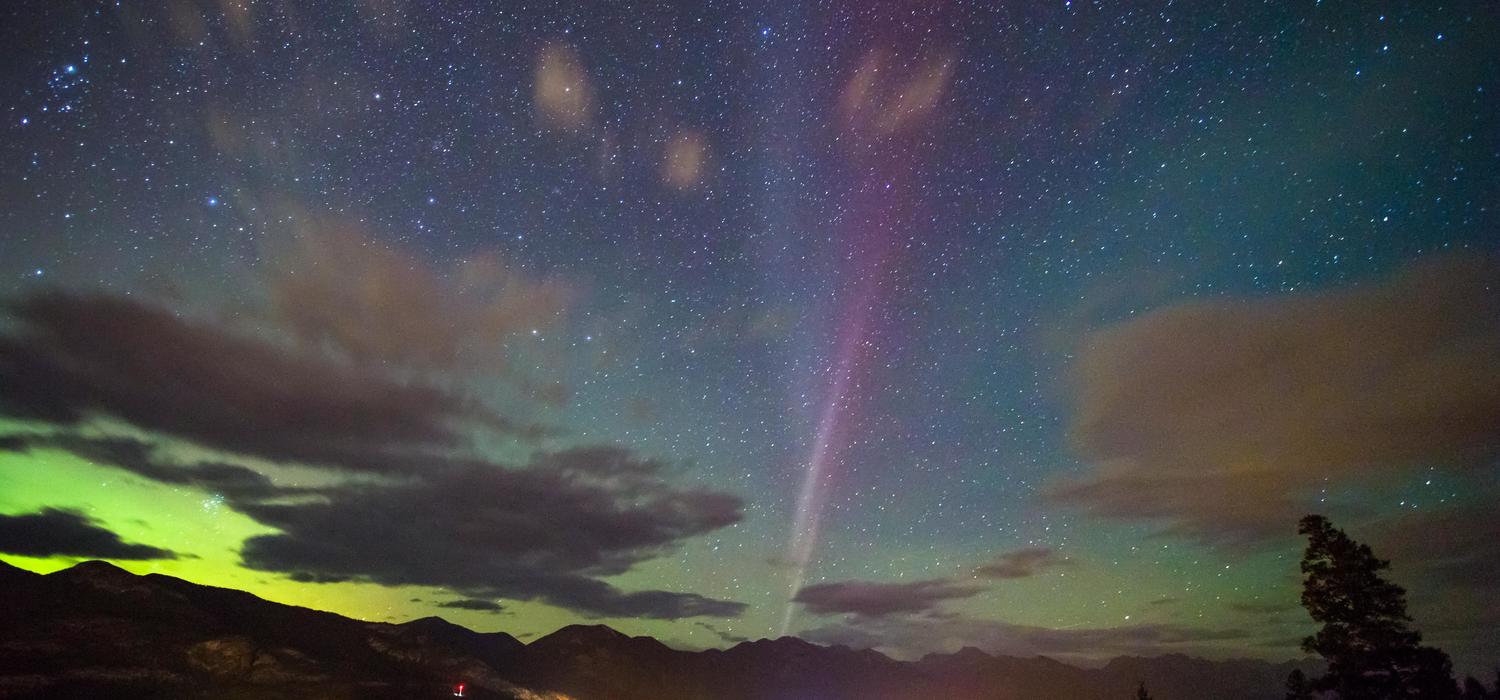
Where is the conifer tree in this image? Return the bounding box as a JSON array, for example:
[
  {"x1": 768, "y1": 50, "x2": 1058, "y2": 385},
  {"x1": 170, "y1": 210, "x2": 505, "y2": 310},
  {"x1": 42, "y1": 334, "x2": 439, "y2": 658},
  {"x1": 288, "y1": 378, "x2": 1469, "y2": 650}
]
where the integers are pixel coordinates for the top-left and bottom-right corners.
[
  {"x1": 1285, "y1": 668, "x2": 1314, "y2": 700},
  {"x1": 1296, "y1": 515, "x2": 1456, "y2": 698}
]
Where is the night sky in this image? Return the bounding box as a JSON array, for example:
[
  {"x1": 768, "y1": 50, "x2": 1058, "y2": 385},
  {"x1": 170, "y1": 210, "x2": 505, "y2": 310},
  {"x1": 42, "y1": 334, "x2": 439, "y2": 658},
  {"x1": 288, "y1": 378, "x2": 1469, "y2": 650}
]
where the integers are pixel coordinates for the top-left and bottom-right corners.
[{"x1": 1, "y1": 0, "x2": 1497, "y2": 674}]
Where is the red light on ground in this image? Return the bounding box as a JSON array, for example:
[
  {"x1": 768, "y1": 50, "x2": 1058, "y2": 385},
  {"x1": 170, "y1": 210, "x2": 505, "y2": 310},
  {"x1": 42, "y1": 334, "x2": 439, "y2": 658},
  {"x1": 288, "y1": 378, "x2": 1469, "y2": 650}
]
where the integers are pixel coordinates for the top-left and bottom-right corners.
[{"x1": 453, "y1": 682, "x2": 466, "y2": 697}]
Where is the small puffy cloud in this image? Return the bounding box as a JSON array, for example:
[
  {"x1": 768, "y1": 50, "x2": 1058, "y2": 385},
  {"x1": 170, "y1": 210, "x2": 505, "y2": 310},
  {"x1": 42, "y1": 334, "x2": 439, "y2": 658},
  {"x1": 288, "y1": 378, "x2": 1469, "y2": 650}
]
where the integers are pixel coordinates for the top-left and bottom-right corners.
[
  {"x1": 661, "y1": 130, "x2": 709, "y2": 189},
  {"x1": 438, "y1": 598, "x2": 505, "y2": 612},
  {"x1": 975, "y1": 547, "x2": 1072, "y2": 579},
  {"x1": 793, "y1": 578, "x2": 982, "y2": 618},
  {"x1": 1049, "y1": 254, "x2": 1500, "y2": 544},
  {"x1": 0, "y1": 508, "x2": 177, "y2": 560},
  {"x1": 534, "y1": 43, "x2": 593, "y2": 130},
  {"x1": 839, "y1": 49, "x2": 956, "y2": 139}
]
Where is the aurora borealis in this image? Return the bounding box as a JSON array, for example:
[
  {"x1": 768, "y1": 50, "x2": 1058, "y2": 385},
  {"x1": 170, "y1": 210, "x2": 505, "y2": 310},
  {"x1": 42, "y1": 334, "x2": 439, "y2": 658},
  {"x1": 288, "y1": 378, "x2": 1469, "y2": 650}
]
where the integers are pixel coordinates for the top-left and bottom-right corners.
[{"x1": 2, "y1": 0, "x2": 1498, "y2": 677}]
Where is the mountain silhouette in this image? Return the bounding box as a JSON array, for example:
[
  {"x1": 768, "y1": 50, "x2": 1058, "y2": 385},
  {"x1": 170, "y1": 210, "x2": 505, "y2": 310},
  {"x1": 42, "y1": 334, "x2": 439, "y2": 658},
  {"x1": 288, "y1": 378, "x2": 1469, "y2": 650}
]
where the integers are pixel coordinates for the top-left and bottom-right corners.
[{"x1": 0, "y1": 560, "x2": 1318, "y2": 699}]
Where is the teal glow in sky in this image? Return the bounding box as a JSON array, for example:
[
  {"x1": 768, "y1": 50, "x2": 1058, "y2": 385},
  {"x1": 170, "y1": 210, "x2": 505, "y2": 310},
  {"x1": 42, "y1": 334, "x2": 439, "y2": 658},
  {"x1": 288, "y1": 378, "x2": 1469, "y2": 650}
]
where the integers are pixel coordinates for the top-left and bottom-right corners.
[{"x1": 1, "y1": 0, "x2": 1496, "y2": 674}]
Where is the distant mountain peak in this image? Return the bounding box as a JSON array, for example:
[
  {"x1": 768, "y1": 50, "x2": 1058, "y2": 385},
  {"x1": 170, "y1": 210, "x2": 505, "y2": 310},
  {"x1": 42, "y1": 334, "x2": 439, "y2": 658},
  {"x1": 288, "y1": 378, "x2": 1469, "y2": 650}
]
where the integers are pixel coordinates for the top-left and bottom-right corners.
[
  {"x1": 48, "y1": 559, "x2": 153, "y2": 592},
  {"x1": 536, "y1": 623, "x2": 632, "y2": 645},
  {"x1": 939, "y1": 646, "x2": 995, "y2": 663},
  {"x1": 56, "y1": 558, "x2": 131, "y2": 576},
  {"x1": 404, "y1": 615, "x2": 466, "y2": 629},
  {"x1": 732, "y1": 635, "x2": 822, "y2": 652},
  {"x1": 558, "y1": 623, "x2": 627, "y2": 636}
]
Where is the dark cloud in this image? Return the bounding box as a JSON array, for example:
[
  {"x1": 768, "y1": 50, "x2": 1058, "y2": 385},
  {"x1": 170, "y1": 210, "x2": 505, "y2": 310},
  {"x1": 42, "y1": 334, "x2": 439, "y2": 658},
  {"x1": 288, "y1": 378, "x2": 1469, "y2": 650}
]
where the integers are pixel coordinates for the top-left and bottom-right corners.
[
  {"x1": 0, "y1": 508, "x2": 177, "y2": 560},
  {"x1": 437, "y1": 598, "x2": 505, "y2": 612},
  {"x1": 287, "y1": 571, "x2": 354, "y2": 584},
  {"x1": 793, "y1": 578, "x2": 982, "y2": 618},
  {"x1": 236, "y1": 447, "x2": 746, "y2": 620},
  {"x1": 1, "y1": 434, "x2": 283, "y2": 502},
  {"x1": 974, "y1": 547, "x2": 1072, "y2": 579},
  {"x1": 0, "y1": 292, "x2": 538, "y2": 474},
  {"x1": 802, "y1": 615, "x2": 1252, "y2": 662},
  {"x1": 1049, "y1": 254, "x2": 1500, "y2": 545},
  {"x1": 1226, "y1": 600, "x2": 1299, "y2": 615},
  {"x1": 695, "y1": 621, "x2": 749, "y2": 644}
]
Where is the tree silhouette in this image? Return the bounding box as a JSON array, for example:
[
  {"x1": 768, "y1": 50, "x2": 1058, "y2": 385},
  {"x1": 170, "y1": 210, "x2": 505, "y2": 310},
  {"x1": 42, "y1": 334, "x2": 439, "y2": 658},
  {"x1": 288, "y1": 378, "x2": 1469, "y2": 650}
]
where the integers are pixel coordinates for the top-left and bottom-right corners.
[
  {"x1": 1295, "y1": 514, "x2": 1457, "y2": 698},
  {"x1": 1134, "y1": 680, "x2": 1153, "y2": 700},
  {"x1": 1285, "y1": 668, "x2": 1314, "y2": 700},
  {"x1": 1461, "y1": 676, "x2": 1491, "y2": 698}
]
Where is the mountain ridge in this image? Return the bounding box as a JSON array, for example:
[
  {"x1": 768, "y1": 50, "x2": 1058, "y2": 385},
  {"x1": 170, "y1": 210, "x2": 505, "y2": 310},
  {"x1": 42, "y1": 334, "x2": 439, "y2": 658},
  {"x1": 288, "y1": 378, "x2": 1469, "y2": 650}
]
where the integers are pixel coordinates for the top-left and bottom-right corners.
[{"x1": 0, "y1": 559, "x2": 1319, "y2": 699}]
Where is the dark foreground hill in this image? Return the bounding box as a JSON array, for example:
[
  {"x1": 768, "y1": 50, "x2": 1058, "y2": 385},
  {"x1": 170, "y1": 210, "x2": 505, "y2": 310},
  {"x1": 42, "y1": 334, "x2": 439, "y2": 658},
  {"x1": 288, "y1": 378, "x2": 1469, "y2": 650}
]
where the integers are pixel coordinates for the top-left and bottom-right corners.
[{"x1": 0, "y1": 560, "x2": 1316, "y2": 699}]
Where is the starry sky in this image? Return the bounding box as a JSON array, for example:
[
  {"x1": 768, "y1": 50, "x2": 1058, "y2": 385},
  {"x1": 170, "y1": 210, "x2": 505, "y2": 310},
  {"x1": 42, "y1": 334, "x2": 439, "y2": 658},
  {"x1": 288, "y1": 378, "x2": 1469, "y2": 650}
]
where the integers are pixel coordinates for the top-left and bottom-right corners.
[{"x1": 1, "y1": 0, "x2": 1497, "y2": 674}]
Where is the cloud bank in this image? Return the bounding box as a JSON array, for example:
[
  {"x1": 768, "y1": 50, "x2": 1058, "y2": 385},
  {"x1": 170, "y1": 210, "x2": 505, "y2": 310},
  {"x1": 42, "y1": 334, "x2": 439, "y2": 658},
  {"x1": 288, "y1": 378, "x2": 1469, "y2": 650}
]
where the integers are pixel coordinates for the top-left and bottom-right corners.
[{"x1": 1050, "y1": 254, "x2": 1500, "y2": 544}]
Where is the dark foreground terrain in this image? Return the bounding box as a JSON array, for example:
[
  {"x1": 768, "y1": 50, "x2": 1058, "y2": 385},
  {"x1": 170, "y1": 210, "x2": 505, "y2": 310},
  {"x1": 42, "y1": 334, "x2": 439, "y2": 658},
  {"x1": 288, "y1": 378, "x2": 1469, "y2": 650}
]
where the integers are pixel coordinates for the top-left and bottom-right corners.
[{"x1": 0, "y1": 560, "x2": 1315, "y2": 699}]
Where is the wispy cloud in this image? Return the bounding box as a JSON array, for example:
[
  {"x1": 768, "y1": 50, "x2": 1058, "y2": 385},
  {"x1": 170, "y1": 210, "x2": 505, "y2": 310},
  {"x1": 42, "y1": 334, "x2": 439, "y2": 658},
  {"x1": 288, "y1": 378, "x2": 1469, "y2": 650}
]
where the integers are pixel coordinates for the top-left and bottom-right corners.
[
  {"x1": 794, "y1": 578, "x2": 982, "y2": 618},
  {"x1": 975, "y1": 547, "x2": 1073, "y2": 579}
]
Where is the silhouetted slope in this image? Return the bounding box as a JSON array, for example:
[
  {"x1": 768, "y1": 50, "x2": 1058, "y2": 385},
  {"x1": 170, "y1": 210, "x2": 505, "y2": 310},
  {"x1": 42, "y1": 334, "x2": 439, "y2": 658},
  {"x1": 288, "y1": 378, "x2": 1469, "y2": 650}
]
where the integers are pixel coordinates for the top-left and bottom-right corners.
[
  {"x1": 0, "y1": 560, "x2": 540, "y2": 699},
  {"x1": 0, "y1": 559, "x2": 37, "y2": 585}
]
